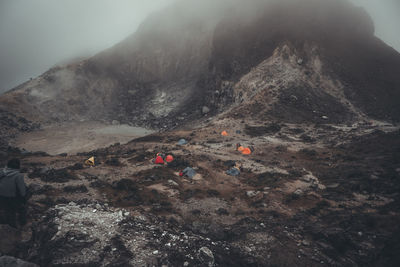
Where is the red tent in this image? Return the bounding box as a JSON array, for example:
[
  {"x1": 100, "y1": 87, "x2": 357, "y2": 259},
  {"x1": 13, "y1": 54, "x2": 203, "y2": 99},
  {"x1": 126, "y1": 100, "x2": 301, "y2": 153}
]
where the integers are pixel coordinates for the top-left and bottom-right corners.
[
  {"x1": 165, "y1": 155, "x2": 174, "y2": 163},
  {"x1": 154, "y1": 156, "x2": 164, "y2": 164}
]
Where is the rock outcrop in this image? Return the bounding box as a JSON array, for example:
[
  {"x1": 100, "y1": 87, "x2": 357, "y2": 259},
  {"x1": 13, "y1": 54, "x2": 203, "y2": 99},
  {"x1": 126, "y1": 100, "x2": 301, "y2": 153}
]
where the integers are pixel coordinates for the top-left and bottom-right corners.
[{"x1": 0, "y1": 0, "x2": 399, "y2": 134}]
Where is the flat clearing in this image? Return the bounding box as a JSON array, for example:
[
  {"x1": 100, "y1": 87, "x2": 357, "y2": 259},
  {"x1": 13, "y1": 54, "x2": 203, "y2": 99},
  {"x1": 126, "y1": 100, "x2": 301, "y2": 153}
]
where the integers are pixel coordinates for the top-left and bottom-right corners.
[{"x1": 11, "y1": 122, "x2": 153, "y2": 155}]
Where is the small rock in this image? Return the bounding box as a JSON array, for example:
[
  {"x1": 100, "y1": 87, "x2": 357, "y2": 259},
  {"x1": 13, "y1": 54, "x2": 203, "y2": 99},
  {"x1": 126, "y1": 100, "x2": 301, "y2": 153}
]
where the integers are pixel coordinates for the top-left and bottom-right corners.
[
  {"x1": 301, "y1": 175, "x2": 314, "y2": 182},
  {"x1": 293, "y1": 189, "x2": 303, "y2": 196},
  {"x1": 184, "y1": 261, "x2": 189, "y2": 267},
  {"x1": 177, "y1": 139, "x2": 188, "y2": 145},
  {"x1": 326, "y1": 183, "x2": 339, "y2": 189},
  {"x1": 153, "y1": 250, "x2": 159, "y2": 255},
  {"x1": 168, "y1": 179, "x2": 179, "y2": 187},
  {"x1": 244, "y1": 246, "x2": 252, "y2": 253},
  {"x1": 322, "y1": 116, "x2": 328, "y2": 120},
  {"x1": 297, "y1": 59, "x2": 303, "y2": 65},
  {"x1": 92, "y1": 209, "x2": 97, "y2": 213},
  {"x1": 246, "y1": 191, "x2": 260, "y2": 198},
  {"x1": 370, "y1": 174, "x2": 379, "y2": 179},
  {"x1": 198, "y1": 247, "x2": 214, "y2": 267},
  {"x1": 358, "y1": 232, "x2": 363, "y2": 237},
  {"x1": 302, "y1": 240, "x2": 310, "y2": 246},
  {"x1": 202, "y1": 106, "x2": 210, "y2": 115},
  {"x1": 226, "y1": 168, "x2": 240, "y2": 176}
]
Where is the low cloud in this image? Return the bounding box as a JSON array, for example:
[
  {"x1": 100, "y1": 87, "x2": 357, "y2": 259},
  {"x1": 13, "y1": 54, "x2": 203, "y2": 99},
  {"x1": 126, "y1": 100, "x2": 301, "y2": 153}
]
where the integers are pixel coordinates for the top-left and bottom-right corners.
[{"x1": 0, "y1": 0, "x2": 398, "y2": 93}]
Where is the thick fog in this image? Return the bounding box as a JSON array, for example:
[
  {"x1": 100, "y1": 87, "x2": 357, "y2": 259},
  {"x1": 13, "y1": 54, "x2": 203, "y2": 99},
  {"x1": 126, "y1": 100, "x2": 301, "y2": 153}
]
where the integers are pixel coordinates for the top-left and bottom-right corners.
[
  {"x1": 0, "y1": 0, "x2": 399, "y2": 94},
  {"x1": 349, "y1": 0, "x2": 400, "y2": 51},
  {"x1": 0, "y1": 0, "x2": 174, "y2": 93}
]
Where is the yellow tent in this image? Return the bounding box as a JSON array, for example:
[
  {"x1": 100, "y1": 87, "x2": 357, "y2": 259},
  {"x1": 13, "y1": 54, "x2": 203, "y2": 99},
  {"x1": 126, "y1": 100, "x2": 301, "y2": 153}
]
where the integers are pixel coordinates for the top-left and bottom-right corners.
[{"x1": 85, "y1": 156, "x2": 95, "y2": 166}]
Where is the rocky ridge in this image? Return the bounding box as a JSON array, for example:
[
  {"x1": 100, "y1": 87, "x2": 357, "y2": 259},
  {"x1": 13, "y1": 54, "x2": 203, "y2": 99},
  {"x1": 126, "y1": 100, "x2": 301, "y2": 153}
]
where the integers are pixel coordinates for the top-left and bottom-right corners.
[{"x1": 0, "y1": 0, "x2": 399, "y2": 266}]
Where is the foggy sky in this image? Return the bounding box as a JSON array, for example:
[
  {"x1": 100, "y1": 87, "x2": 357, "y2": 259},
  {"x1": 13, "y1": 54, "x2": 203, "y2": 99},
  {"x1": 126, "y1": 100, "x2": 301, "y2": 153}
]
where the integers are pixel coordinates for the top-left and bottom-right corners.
[
  {"x1": 0, "y1": 0, "x2": 399, "y2": 93},
  {"x1": 349, "y1": 0, "x2": 400, "y2": 51},
  {"x1": 0, "y1": 0, "x2": 174, "y2": 93}
]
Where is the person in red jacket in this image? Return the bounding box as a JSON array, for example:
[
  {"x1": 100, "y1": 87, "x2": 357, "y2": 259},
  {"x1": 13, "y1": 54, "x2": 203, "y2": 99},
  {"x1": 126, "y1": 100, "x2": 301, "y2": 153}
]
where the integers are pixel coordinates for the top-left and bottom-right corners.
[{"x1": 0, "y1": 158, "x2": 27, "y2": 228}]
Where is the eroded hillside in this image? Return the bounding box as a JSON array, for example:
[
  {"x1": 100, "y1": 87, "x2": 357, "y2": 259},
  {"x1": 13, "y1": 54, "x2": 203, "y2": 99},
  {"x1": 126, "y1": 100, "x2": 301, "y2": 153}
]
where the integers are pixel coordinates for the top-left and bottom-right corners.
[
  {"x1": 1, "y1": 0, "x2": 399, "y2": 134},
  {"x1": 0, "y1": 0, "x2": 400, "y2": 266}
]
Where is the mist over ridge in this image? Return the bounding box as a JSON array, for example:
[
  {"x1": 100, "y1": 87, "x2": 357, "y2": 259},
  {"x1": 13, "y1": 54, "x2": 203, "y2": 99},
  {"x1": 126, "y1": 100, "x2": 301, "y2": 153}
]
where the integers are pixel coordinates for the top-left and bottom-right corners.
[
  {"x1": 0, "y1": 1, "x2": 399, "y2": 266},
  {"x1": 0, "y1": 0, "x2": 399, "y2": 93}
]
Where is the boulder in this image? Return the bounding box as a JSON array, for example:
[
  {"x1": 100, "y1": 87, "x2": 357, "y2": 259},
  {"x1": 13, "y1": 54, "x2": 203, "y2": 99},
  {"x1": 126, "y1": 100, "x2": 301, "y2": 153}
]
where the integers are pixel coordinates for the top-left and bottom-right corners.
[{"x1": 198, "y1": 247, "x2": 214, "y2": 267}]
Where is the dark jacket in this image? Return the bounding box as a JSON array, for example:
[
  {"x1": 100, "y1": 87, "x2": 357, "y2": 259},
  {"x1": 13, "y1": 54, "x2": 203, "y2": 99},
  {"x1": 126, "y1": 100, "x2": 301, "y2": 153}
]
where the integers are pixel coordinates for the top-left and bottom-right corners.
[{"x1": 0, "y1": 168, "x2": 26, "y2": 198}]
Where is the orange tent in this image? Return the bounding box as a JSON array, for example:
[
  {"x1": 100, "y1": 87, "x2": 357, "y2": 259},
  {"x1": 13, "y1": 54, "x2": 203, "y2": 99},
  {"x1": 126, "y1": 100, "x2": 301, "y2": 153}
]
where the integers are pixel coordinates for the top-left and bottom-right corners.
[
  {"x1": 221, "y1": 131, "x2": 228, "y2": 136},
  {"x1": 241, "y1": 148, "x2": 252, "y2": 155},
  {"x1": 237, "y1": 146, "x2": 245, "y2": 152}
]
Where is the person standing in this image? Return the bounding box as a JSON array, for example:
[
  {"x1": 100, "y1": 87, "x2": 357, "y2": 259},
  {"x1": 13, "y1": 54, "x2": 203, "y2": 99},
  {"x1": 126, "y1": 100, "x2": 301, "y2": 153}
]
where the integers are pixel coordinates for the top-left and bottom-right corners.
[{"x1": 0, "y1": 158, "x2": 27, "y2": 228}]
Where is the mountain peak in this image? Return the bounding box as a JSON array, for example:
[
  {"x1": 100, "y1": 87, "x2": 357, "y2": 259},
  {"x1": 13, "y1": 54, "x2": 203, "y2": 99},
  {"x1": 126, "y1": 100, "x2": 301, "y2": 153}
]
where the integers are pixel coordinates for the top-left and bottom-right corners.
[{"x1": 0, "y1": 0, "x2": 399, "y2": 130}]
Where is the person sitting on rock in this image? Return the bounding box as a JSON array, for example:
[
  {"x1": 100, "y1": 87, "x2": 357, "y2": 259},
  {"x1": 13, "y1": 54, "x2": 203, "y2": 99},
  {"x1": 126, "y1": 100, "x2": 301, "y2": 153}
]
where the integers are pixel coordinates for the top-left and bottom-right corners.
[{"x1": 0, "y1": 158, "x2": 27, "y2": 228}]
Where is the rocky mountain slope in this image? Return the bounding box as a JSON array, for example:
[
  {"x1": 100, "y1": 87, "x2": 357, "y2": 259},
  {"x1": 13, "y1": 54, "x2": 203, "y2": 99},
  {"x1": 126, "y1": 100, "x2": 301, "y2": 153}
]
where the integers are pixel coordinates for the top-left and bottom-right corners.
[
  {"x1": 1, "y1": 0, "x2": 400, "y2": 266},
  {"x1": 0, "y1": 0, "x2": 399, "y2": 134}
]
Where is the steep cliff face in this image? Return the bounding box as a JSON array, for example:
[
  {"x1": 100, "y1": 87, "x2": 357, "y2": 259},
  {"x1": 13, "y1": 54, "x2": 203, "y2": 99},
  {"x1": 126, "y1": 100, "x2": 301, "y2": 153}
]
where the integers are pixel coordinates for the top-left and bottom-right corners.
[
  {"x1": 0, "y1": 0, "x2": 399, "y2": 132},
  {"x1": 0, "y1": 1, "x2": 220, "y2": 128},
  {"x1": 206, "y1": 0, "x2": 400, "y2": 122},
  {"x1": 1, "y1": 2, "x2": 400, "y2": 265}
]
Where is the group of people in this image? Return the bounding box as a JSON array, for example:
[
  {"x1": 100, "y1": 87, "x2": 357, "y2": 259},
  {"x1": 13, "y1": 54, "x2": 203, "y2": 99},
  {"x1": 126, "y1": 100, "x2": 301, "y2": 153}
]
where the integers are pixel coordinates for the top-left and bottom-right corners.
[{"x1": 0, "y1": 158, "x2": 27, "y2": 228}]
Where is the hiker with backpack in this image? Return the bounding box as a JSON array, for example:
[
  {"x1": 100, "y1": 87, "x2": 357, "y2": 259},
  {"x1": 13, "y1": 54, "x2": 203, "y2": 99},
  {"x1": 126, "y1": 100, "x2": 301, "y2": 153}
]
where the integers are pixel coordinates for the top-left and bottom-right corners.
[{"x1": 0, "y1": 158, "x2": 28, "y2": 228}]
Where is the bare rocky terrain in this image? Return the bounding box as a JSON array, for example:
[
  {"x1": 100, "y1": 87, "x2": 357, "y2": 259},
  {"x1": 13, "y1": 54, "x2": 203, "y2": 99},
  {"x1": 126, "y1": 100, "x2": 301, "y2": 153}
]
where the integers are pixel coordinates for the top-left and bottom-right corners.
[
  {"x1": 0, "y1": 0, "x2": 399, "y2": 266},
  {"x1": 2, "y1": 117, "x2": 400, "y2": 266}
]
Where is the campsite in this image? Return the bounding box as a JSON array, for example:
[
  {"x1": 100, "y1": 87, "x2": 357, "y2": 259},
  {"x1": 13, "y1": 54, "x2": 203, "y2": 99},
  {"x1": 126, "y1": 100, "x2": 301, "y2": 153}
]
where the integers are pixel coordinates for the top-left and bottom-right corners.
[{"x1": 0, "y1": 0, "x2": 399, "y2": 266}]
